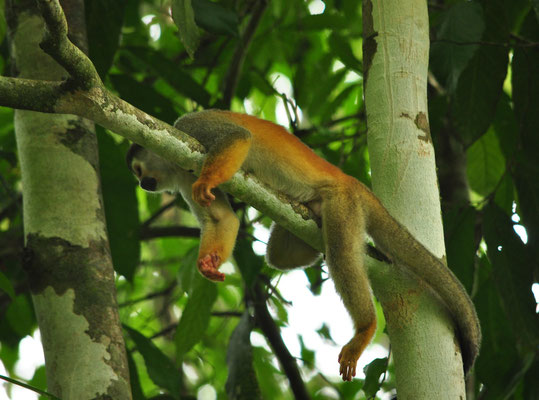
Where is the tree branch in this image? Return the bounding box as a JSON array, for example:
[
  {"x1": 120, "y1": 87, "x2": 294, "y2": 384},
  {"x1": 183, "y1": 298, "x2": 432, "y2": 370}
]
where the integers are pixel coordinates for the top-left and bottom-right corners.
[
  {"x1": 251, "y1": 283, "x2": 311, "y2": 400},
  {"x1": 222, "y1": 0, "x2": 268, "y2": 108},
  {"x1": 36, "y1": 0, "x2": 100, "y2": 88},
  {"x1": 139, "y1": 226, "x2": 200, "y2": 240}
]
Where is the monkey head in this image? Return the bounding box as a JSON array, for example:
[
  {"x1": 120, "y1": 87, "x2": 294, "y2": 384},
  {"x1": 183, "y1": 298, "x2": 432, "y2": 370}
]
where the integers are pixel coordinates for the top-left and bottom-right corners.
[{"x1": 126, "y1": 144, "x2": 182, "y2": 193}]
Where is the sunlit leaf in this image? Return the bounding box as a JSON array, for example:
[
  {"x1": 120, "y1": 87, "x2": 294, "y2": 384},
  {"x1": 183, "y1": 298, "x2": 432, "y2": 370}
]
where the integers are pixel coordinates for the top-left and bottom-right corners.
[
  {"x1": 363, "y1": 357, "x2": 388, "y2": 398},
  {"x1": 466, "y1": 129, "x2": 506, "y2": 197}
]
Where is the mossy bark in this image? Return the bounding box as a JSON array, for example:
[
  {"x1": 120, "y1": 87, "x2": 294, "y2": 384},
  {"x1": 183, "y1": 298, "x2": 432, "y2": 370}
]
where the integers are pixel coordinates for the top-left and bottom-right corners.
[{"x1": 7, "y1": 1, "x2": 131, "y2": 398}]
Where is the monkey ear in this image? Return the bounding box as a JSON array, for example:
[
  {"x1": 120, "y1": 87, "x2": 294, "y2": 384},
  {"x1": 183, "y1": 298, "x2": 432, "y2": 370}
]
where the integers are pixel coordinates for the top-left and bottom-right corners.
[{"x1": 125, "y1": 144, "x2": 144, "y2": 172}]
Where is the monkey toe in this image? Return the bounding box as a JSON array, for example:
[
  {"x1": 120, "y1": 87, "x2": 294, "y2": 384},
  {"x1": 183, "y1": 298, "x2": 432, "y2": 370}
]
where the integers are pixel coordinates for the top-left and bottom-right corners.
[
  {"x1": 338, "y1": 341, "x2": 362, "y2": 381},
  {"x1": 197, "y1": 253, "x2": 224, "y2": 282}
]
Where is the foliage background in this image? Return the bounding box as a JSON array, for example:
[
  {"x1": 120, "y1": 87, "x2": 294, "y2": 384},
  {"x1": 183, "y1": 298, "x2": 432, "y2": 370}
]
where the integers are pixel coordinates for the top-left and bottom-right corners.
[{"x1": 0, "y1": 0, "x2": 538, "y2": 398}]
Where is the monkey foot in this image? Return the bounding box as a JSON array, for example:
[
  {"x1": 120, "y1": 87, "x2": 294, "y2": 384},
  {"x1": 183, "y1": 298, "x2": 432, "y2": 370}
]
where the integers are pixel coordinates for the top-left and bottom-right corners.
[
  {"x1": 198, "y1": 253, "x2": 225, "y2": 282},
  {"x1": 192, "y1": 180, "x2": 216, "y2": 207},
  {"x1": 338, "y1": 337, "x2": 363, "y2": 381}
]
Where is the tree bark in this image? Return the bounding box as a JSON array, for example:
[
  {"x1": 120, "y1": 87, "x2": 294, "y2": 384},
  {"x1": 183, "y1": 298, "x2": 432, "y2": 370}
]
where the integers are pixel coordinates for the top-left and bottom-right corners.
[
  {"x1": 363, "y1": 0, "x2": 466, "y2": 398},
  {"x1": 7, "y1": 1, "x2": 132, "y2": 398}
]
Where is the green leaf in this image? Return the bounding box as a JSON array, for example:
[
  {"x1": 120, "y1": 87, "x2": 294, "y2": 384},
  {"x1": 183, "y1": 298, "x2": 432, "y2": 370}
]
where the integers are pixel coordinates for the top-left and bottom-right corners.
[
  {"x1": 483, "y1": 204, "x2": 539, "y2": 353},
  {"x1": 474, "y1": 256, "x2": 518, "y2": 396},
  {"x1": 233, "y1": 240, "x2": 263, "y2": 288},
  {"x1": 474, "y1": 255, "x2": 535, "y2": 399},
  {"x1": 174, "y1": 274, "x2": 217, "y2": 357},
  {"x1": 252, "y1": 347, "x2": 283, "y2": 397},
  {"x1": 28, "y1": 366, "x2": 47, "y2": 397},
  {"x1": 316, "y1": 324, "x2": 333, "y2": 342},
  {"x1": 452, "y1": 45, "x2": 509, "y2": 146},
  {"x1": 304, "y1": 265, "x2": 323, "y2": 295},
  {"x1": 491, "y1": 93, "x2": 518, "y2": 159},
  {"x1": 512, "y1": 11, "x2": 539, "y2": 261},
  {"x1": 124, "y1": 46, "x2": 211, "y2": 107},
  {"x1": 125, "y1": 326, "x2": 181, "y2": 398},
  {"x1": 171, "y1": 0, "x2": 201, "y2": 59},
  {"x1": 85, "y1": 0, "x2": 128, "y2": 78},
  {"x1": 296, "y1": 13, "x2": 349, "y2": 30},
  {"x1": 443, "y1": 206, "x2": 477, "y2": 292},
  {"x1": 126, "y1": 349, "x2": 145, "y2": 400},
  {"x1": 192, "y1": 0, "x2": 239, "y2": 37},
  {"x1": 0, "y1": 2, "x2": 6, "y2": 46},
  {"x1": 110, "y1": 74, "x2": 178, "y2": 123},
  {"x1": 299, "y1": 336, "x2": 315, "y2": 368},
  {"x1": 177, "y1": 246, "x2": 199, "y2": 295},
  {"x1": 466, "y1": 128, "x2": 506, "y2": 197},
  {"x1": 97, "y1": 128, "x2": 140, "y2": 281},
  {"x1": 328, "y1": 33, "x2": 361, "y2": 72},
  {"x1": 0, "y1": 270, "x2": 15, "y2": 300},
  {"x1": 430, "y1": 1, "x2": 485, "y2": 92},
  {"x1": 362, "y1": 357, "x2": 388, "y2": 398},
  {"x1": 225, "y1": 312, "x2": 261, "y2": 400},
  {"x1": 5, "y1": 295, "x2": 34, "y2": 338}
]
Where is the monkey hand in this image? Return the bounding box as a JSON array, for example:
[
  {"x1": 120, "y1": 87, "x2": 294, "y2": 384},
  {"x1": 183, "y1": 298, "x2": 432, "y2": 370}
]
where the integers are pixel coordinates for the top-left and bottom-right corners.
[
  {"x1": 192, "y1": 179, "x2": 216, "y2": 207},
  {"x1": 338, "y1": 337, "x2": 363, "y2": 381},
  {"x1": 197, "y1": 253, "x2": 225, "y2": 282}
]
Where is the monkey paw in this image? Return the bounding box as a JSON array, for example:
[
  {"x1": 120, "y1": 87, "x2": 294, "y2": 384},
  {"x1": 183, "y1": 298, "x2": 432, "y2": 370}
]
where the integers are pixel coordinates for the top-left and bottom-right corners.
[
  {"x1": 338, "y1": 339, "x2": 362, "y2": 381},
  {"x1": 192, "y1": 180, "x2": 216, "y2": 207},
  {"x1": 197, "y1": 253, "x2": 225, "y2": 282}
]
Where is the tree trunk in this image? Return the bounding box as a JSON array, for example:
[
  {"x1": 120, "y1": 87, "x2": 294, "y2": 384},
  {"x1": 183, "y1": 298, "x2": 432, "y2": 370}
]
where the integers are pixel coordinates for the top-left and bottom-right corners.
[
  {"x1": 7, "y1": 1, "x2": 132, "y2": 398},
  {"x1": 363, "y1": 0, "x2": 466, "y2": 397}
]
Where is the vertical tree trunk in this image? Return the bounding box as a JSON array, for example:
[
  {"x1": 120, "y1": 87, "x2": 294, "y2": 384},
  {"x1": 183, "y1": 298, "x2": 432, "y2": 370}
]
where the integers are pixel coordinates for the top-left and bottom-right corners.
[
  {"x1": 7, "y1": 1, "x2": 132, "y2": 398},
  {"x1": 363, "y1": 0, "x2": 466, "y2": 397}
]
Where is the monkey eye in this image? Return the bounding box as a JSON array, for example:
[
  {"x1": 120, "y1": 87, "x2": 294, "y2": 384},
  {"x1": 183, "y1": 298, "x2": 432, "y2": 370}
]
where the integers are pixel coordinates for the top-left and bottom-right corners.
[{"x1": 133, "y1": 163, "x2": 142, "y2": 178}]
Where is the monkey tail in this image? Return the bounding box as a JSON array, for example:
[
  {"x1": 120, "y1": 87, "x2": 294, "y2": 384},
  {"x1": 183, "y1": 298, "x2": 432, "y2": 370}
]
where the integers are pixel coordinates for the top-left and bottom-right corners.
[{"x1": 366, "y1": 195, "x2": 481, "y2": 374}]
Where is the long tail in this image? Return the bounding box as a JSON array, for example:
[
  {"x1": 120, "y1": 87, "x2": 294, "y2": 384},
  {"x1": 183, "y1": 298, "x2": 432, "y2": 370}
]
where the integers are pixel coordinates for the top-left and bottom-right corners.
[{"x1": 366, "y1": 194, "x2": 481, "y2": 374}]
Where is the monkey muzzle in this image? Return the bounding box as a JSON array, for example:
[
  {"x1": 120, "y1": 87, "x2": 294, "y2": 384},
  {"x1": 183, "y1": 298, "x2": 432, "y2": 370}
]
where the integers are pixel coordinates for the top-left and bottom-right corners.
[{"x1": 140, "y1": 177, "x2": 157, "y2": 191}]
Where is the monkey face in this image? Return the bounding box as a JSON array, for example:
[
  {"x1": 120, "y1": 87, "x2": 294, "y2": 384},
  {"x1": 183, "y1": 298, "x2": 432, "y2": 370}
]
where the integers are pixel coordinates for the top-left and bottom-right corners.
[{"x1": 126, "y1": 144, "x2": 181, "y2": 193}]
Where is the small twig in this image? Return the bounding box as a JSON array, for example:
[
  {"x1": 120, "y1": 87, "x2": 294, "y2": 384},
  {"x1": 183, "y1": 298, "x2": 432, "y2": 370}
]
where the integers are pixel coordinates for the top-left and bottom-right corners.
[
  {"x1": 0, "y1": 374, "x2": 61, "y2": 400},
  {"x1": 141, "y1": 198, "x2": 178, "y2": 228},
  {"x1": 250, "y1": 282, "x2": 311, "y2": 400},
  {"x1": 119, "y1": 283, "x2": 176, "y2": 307},
  {"x1": 222, "y1": 0, "x2": 268, "y2": 108},
  {"x1": 432, "y1": 38, "x2": 539, "y2": 48},
  {"x1": 212, "y1": 311, "x2": 244, "y2": 317},
  {"x1": 139, "y1": 225, "x2": 200, "y2": 240}
]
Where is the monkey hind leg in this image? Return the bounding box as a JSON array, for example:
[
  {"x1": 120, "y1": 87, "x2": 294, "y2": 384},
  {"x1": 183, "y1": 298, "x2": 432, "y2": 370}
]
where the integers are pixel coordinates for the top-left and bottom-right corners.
[
  {"x1": 321, "y1": 181, "x2": 377, "y2": 380},
  {"x1": 265, "y1": 223, "x2": 321, "y2": 270}
]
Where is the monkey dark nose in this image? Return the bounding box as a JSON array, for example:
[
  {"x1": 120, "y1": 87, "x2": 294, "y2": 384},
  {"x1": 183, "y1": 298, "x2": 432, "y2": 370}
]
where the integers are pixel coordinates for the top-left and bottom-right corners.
[{"x1": 140, "y1": 177, "x2": 157, "y2": 191}]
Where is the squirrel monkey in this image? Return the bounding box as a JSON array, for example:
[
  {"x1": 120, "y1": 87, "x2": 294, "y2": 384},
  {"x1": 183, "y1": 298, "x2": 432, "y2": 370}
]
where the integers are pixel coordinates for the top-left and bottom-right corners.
[{"x1": 126, "y1": 110, "x2": 481, "y2": 381}]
